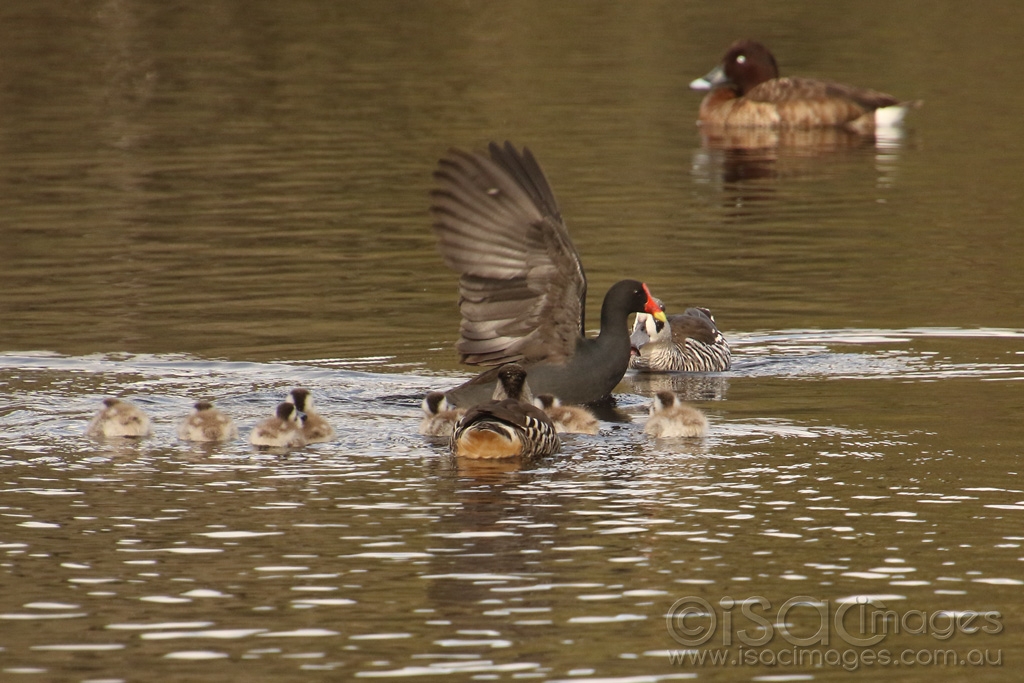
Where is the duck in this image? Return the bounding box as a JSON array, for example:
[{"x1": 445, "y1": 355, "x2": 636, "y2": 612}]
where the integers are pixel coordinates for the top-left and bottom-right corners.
[
  {"x1": 629, "y1": 306, "x2": 731, "y2": 372},
  {"x1": 533, "y1": 394, "x2": 600, "y2": 435},
  {"x1": 690, "y1": 39, "x2": 920, "y2": 133},
  {"x1": 450, "y1": 363, "x2": 561, "y2": 459},
  {"x1": 249, "y1": 402, "x2": 306, "y2": 449},
  {"x1": 286, "y1": 388, "x2": 335, "y2": 443},
  {"x1": 431, "y1": 142, "x2": 667, "y2": 408},
  {"x1": 419, "y1": 391, "x2": 466, "y2": 438},
  {"x1": 86, "y1": 398, "x2": 153, "y2": 439},
  {"x1": 489, "y1": 362, "x2": 535, "y2": 403},
  {"x1": 644, "y1": 391, "x2": 708, "y2": 438},
  {"x1": 177, "y1": 401, "x2": 238, "y2": 442}
]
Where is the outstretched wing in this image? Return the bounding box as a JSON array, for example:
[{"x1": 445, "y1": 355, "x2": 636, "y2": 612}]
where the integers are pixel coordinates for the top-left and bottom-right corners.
[{"x1": 430, "y1": 142, "x2": 587, "y2": 366}]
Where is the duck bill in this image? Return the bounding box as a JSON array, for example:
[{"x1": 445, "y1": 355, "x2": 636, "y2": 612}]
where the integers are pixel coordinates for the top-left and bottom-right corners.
[
  {"x1": 641, "y1": 284, "x2": 668, "y2": 323},
  {"x1": 690, "y1": 64, "x2": 728, "y2": 91}
]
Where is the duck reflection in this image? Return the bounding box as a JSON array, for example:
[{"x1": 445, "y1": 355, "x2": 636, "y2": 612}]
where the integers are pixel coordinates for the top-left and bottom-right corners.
[
  {"x1": 692, "y1": 126, "x2": 903, "y2": 186},
  {"x1": 622, "y1": 371, "x2": 729, "y2": 402},
  {"x1": 438, "y1": 452, "x2": 535, "y2": 479}
]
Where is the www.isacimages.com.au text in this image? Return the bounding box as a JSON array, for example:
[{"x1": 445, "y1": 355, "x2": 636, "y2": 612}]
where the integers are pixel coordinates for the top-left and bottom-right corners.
[{"x1": 668, "y1": 646, "x2": 1002, "y2": 671}]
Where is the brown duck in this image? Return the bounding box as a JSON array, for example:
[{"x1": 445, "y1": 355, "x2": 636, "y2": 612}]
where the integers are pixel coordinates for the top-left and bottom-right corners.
[
  {"x1": 690, "y1": 40, "x2": 920, "y2": 133},
  {"x1": 450, "y1": 364, "x2": 561, "y2": 460}
]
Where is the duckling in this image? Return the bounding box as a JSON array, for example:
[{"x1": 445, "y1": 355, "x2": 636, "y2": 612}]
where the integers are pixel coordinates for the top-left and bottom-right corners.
[
  {"x1": 249, "y1": 402, "x2": 306, "y2": 449},
  {"x1": 177, "y1": 401, "x2": 238, "y2": 442},
  {"x1": 286, "y1": 388, "x2": 335, "y2": 443},
  {"x1": 419, "y1": 391, "x2": 465, "y2": 438},
  {"x1": 533, "y1": 394, "x2": 600, "y2": 435},
  {"x1": 644, "y1": 391, "x2": 708, "y2": 438},
  {"x1": 86, "y1": 398, "x2": 153, "y2": 439},
  {"x1": 450, "y1": 363, "x2": 560, "y2": 459}
]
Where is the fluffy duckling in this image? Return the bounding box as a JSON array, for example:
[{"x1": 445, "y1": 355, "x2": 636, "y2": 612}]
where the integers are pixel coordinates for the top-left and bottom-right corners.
[
  {"x1": 450, "y1": 364, "x2": 560, "y2": 460},
  {"x1": 249, "y1": 402, "x2": 306, "y2": 449},
  {"x1": 86, "y1": 398, "x2": 153, "y2": 439},
  {"x1": 533, "y1": 394, "x2": 600, "y2": 435},
  {"x1": 419, "y1": 391, "x2": 465, "y2": 438},
  {"x1": 644, "y1": 391, "x2": 708, "y2": 438},
  {"x1": 177, "y1": 401, "x2": 238, "y2": 442},
  {"x1": 287, "y1": 388, "x2": 335, "y2": 444}
]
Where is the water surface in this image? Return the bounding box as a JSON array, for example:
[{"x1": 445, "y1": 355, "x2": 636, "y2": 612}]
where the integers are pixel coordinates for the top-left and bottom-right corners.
[{"x1": 2, "y1": 1, "x2": 1023, "y2": 681}]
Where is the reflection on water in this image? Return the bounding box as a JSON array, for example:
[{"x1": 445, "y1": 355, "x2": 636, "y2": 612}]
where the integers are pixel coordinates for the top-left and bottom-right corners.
[
  {"x1": 691, "y1": 127, "x2": 894, "y2": 186},
  {"x1": 1, "y1": 328, "x2": 1022, "y2": 678},
  {"x1": 2, "y1": 0, "x2": 1024, "y2": 680}
]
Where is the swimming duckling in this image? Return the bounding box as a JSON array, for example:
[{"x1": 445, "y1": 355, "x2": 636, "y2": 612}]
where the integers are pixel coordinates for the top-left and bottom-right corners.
[
  {"x1": 177, "y1": 401, "x2": 238, "y2": 442},
  {"x1": 419, "y1": 391, "x2": 465, "y2": 438},
  {"x1": 533, "y1": 394, "x2": 600, "y2": 435},
  {"x1": 644, "y1": 391, "x2": 708, "y2": 438},
  {"x1": 287, "y1": 388, "x2": 335, "y2": 443},
  {"x1": 86, "y1": 398, "x2": 153, "y2": 439},
  {"x1": 249, "y1": 402, "x2": 306, "y2": 449}
]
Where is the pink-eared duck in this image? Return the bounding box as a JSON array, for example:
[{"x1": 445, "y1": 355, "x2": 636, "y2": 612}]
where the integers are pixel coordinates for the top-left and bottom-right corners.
[
  {"x1": 287, "y1": 388, "x2": 335, "y2": 444},
  {"x1": 177, "y1": 401, "x2": 238, "y2": 442},
  {"x1": 431, "y1": 142, "x2": 667, "y2": 407},
  {"x1": 644, "y1": 391, "x2": 708, "y2": 438},
  {"x1": 533, "y1": 394, "x2": 600, "y2": 435},
  {"x1": 419, "y1": 391, "x2": 466, "y2": 438},
  {"x1": 86, "y1": 398, "x2": 153, "y2": 439},
  {"x1": 691, "y1": 40, "x2": 920, "y2": 133},
  {"x1": 630, "y1": 306, "x2": 731, "y2": 372},
  {"x1": 249, "y1": 402, "x2": 306, "y2": 449},
  {"x1": 450, "y1": 364, "x2": 561, "y2": 460}
]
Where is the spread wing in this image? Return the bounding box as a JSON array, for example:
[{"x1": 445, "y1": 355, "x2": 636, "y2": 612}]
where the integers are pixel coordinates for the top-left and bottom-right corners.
[{"x1": 430, "y1": 142, "x2": 587, "y2": 366}]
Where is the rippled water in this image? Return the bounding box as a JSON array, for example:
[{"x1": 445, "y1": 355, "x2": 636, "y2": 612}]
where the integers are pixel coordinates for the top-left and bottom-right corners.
[
  {"x1": 4, "y1": 328, "x2": 1023, "y2": 680},
  {"x1": 3, "y1": 1, "x2": 1024, "y2": 681}
]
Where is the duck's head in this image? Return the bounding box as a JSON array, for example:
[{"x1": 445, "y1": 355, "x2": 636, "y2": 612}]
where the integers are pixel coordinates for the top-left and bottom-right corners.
[
  {"x1": 691, "y1": 39, "x2": 779, "y2": 95},
  {"x1": 422, "y1": 391, "x2": 452, "y2": 416},
  {"x1": 275, "y1": 402, "x2": 299, "y2": 423},
  {"x1": 495, "y1": 363, "x2": 532, "y2": 402},
  {"x1": 533, "y1": 394, "x2": 561, "y2": 410},
  {"x1": 650, "y1": 391, "x2": 678, "y2": 415},
  {"x1": 288, "y1": 388, "x2": 313, "y2": 413}
]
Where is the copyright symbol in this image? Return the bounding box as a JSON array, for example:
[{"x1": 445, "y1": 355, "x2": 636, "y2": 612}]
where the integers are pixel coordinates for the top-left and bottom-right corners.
[{"x1": 666, "y1": 597, "x2": 716, "y2": 646}]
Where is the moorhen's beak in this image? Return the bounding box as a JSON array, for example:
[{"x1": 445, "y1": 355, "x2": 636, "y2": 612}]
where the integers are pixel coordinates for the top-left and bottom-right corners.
[{"x1": 642, "y1": 284, "x2": 668, "y2": 324}]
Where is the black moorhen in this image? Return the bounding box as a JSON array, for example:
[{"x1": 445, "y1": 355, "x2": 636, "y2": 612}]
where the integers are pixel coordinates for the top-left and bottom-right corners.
[{"x1": 431, "y1": 142, "x2": 667, "y2": 407}]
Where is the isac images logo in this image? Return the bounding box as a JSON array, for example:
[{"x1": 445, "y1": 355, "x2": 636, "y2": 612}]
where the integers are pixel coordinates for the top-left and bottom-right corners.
[{"x1": 665, "y1": 595, "x2": 1003, "y2": 671}]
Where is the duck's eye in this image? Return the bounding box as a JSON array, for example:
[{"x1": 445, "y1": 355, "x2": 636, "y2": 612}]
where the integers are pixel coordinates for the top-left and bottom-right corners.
[
  {"x1": 736, "y1": 54, "x2": 746, "y2": 64},
  {"x1": 655, "y1": 319, "x2": 665, "y2": 333}
]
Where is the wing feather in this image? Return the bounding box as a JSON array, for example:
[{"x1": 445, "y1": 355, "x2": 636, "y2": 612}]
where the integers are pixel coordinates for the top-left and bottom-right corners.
[
  {"x1": 430, "y1": 143, "x2": 587, "y2": 366},
  {"x1": 747, "y1": 77, "x2": 899, "y2": 108}
]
